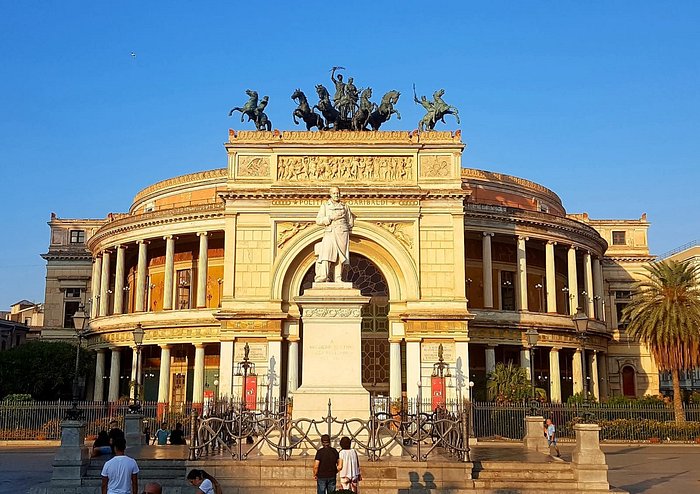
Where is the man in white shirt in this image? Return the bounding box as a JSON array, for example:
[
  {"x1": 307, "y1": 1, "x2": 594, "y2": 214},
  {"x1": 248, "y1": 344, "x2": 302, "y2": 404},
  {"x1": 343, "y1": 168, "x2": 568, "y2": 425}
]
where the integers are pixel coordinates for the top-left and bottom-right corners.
[{"x1": 101, "y1": 437, "x2": 139, "y2": 494}]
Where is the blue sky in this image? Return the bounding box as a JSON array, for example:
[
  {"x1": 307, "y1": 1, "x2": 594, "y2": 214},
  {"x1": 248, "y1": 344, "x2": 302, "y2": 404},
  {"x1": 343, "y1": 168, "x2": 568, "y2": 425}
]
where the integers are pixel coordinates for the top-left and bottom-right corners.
[{"x1": 1, "y1": 1, "x2": 698, "y2": 309}]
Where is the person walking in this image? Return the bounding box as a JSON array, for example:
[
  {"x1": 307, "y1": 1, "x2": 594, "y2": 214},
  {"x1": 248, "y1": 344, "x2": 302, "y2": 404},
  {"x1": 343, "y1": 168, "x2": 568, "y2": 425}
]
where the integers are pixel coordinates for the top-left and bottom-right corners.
[
  {"x1": 313, "y1": 434, "x2": 340, "y2": 494},
  {"x1": 101, "y1": 437, "x2": 139, "y2": 494},
  {"x1": 338, "y1": 436, "x2": 362, "y2": 492},
  {"x1": 545, "y1": 418, "x2": 561, "y2": 457},
  {"x1": 169, "y1": 422, "x2": 186, "y2": 445},
  {"x1": 187, "y1": 469, "x2": 221, "y2": 494}
]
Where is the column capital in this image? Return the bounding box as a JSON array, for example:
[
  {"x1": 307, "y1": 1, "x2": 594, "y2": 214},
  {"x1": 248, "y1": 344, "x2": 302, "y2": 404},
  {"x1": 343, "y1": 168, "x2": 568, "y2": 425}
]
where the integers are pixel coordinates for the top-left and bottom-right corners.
[
  {"x1": 116, "y1": 244, "x2": 126, "y2": 251},
  {"x1": 197, "y1": 231, "x2": 209, "y2": 237},
  {"x1": 517, "y1": 235, "x2": 529, "y2": 241},
  {"x1": 549, "y1": 346, "x2": 561, "y2": 352},
  {"x1": 546, "y1": 240, "x2": 557, "y2": 245},
  {"x1": 194, "y1": 343, "x2": 206, "y2": 349},
  {"x1": 482, "y1": 232, "x2": 494, "y2": 237},
  {"x1": 486, "y1": 343, "x2": 498, "y2": 348},
  {"x1": 136, "y1": 239, "x2": 150, "y2": 245},
  {"x1": 388, "y1": 338, "x2": 403, "y2": 344},
  {"x1": 568, "y1": 245, "x2": 577, "y2": 251},
  {"x1": 159, "y1": 344, "x2": 172, "y2": 350},
  {"x1": 163, "y1": 235, "x2": 175, "y2": 241}
]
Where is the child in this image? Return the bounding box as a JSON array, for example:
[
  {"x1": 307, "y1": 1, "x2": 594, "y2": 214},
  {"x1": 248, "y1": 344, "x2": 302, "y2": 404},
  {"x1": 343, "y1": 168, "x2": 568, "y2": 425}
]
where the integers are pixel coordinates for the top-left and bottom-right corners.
[
  {"x1": 545, "y1": 418, "x2": 561, "y2": 457},
  {"x1": 153, "y1": 422, "x2": 169, "y2": 445}
]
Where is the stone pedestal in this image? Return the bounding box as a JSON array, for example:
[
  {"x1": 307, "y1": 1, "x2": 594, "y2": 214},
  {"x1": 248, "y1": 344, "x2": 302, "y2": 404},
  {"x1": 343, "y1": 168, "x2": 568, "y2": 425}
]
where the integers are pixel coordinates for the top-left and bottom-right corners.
[
  {"x1": 125, "y1": 412, "x2": 145, "y2": 446},
  {"x1": 572, "y1": 423, "x2": 609, "y2": 490},
  {"x1": 523, "y1": 415, "x2": 548, "y2": 453},
  {"x1": 293, "y1": 282, "x2": 370, "y2": 426},
  {"x1": 51, "y1": 420, "x2": 90, "y2": 486}
]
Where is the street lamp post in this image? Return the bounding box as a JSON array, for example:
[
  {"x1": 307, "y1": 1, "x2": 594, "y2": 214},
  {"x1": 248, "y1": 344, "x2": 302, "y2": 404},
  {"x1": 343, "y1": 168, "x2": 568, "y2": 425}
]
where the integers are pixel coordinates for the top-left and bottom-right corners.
[
  {"x1": 525, "y1": 329, "x2": 539, "y2": 399},
  {"x1": 67, "y1": 306, "x2": 89, "y2": 420},
  {"x1": 130, "y1": 324, "x2": 145, "y2": 413},
  {"x1": 235, "y1": 343, "x2": 256, "y2": 410},
  {"x1": 572, "y1": 307, "x2": 590, "y2": 398}
]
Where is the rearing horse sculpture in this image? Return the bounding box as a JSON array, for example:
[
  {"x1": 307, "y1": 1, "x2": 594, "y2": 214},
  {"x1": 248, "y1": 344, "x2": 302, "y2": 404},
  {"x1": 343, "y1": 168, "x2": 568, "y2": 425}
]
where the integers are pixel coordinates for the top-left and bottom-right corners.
[
  {"x1": 228, "y1": 89, "x2": 259, "y2": 123},
  {"x1": 367, "y1": 90, "x2": 401, "y2": 131},
  {"x1": 352, "y1": 88, "x2": 377, "y2": 131},
  {"x1": 291, "y1": 89, "x2": 325, "y2": 131},
  {"x1": 313, "y1": 84, "x2": 343, "y2": 130}
]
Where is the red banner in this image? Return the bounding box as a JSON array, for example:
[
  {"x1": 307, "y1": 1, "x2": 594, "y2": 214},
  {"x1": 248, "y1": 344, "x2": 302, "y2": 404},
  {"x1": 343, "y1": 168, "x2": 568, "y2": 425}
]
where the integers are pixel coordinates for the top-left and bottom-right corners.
[
  {"x1": 244, "y1": 375, "x2": 257, "y2": 409},
  {"x1": 431, "y1": 376, "x2": 446, "y2": 410}
]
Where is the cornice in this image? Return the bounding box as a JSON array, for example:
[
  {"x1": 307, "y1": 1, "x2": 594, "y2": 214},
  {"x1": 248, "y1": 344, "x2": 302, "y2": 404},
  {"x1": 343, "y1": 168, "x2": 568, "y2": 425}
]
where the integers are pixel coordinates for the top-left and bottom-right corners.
[
  {"x1": 87, "y1": 203, "x2": 225, "y2": 250},
  {"x1": 132, "y1": 168, "x2": 227, "y2": 207},
  {"x1": 464, "y1": 204, "x2": 607, "y2": 254},
  {"x1": 227, "y1": 129, "x2": 463, "y2": 146},
  {"x1": 218, "y1": 188, "x2": 468, "y2": 201},
  {"x1": 603, "y1": 256, "x2": 656, "y2": 263},
  {"x1": 461, "y1": 168, "x2": 562, "y2": 207}
]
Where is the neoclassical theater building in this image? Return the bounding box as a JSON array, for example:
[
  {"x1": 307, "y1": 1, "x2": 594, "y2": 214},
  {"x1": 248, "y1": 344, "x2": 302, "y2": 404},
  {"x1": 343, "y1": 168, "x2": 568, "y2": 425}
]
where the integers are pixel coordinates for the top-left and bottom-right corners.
[{"x1": 41, "y1": 130, "x2": 657, "y2": 409}]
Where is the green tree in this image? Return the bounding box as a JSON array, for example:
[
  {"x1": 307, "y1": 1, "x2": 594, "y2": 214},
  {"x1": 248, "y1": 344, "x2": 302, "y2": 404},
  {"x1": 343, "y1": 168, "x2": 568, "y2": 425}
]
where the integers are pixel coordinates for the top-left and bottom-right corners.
[
  {"x1": 622, "y1": 260, "x2": 700, "y2": 423},
  {"x1": 487, "y1": 362, "x2": 545, "y2": 403},
  {"x1": 0, "y1": 341, "x2": 93, "y2": 400}
]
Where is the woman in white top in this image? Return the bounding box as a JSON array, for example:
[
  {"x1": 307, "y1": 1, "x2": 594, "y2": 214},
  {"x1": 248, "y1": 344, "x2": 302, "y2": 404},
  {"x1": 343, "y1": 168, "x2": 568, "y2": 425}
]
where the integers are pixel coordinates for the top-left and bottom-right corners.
[
  {"x1": 186, "y1": 469, "x2": 220, "y2": 494},
  {"x1": 337, "y1": 436, "x2": 362, "y2": 492}
]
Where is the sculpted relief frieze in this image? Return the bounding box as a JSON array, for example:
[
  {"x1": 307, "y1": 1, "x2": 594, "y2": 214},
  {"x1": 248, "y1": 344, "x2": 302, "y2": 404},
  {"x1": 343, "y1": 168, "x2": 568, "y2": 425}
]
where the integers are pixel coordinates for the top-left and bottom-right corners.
[
  {"x1": 376, "y1": 222, "x2": 413, "y2": 249},
  {"x1": 277, "y1": 156, "x2": 413, "y2": 183},
  {"x1": 303, "y1": 307, "x2": 362, "y2": 318},
  {"x1": 277, "y1": 221, "x2": 312, "y2": 249},
  {"x1": 237, "y1": 155, "x2": 271, "y2": 178}
]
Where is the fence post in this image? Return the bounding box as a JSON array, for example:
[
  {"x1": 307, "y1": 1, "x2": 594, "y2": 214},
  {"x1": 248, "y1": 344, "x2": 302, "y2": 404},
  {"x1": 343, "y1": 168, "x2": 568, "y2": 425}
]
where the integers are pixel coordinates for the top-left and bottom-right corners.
[
  {"x1": 523, "y1": 415, "x2": 548, "y2": 453},
  {"x1": 571, "y1": 423, "x2": 609, "y2": 490},
  {"x1": 124, "y1": 412, "x2": 144, "y2": 446},
  {"x1": 188, "y1": 408, "x2": 198, "y2": 461},
  {"x1": 51, "y1": 419, "x2": 90, "y2": 486}
]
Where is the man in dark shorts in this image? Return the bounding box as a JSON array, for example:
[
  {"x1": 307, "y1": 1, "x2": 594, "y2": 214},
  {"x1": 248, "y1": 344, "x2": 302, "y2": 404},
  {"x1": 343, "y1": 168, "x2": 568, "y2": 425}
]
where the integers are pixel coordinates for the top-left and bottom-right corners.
[{"x1": 313, "y1": 434, "x2": 339, "y2": 494}]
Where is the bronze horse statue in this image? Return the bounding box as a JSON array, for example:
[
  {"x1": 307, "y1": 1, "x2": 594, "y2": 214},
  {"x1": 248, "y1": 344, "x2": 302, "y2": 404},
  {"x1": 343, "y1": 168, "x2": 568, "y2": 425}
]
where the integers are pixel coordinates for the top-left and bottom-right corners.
[
  {"x1": 415, "y1": 88, "x2": 460, "y2": 131},
  {"x1": 314, "y1": 84, "x2": 347, "y2": 130},
  {"x1": 228, "y1": 89, "x2": 259, "y2": 123},
  {"x1": 367, "y1": 90, "x2": 401, "y2": 130},
  {"x1": 352, "y1": 88, "x2": 377, "y2": 131},
  {"x1": 291, "y1": 89, "x2": 325, "y2": 131}
]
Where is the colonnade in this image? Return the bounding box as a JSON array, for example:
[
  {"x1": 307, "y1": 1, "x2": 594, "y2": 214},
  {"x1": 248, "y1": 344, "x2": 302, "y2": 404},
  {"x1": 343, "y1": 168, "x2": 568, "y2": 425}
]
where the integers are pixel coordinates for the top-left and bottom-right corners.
[{"x1": 89, "y1": 232, "x2": 212, "y2": 318}]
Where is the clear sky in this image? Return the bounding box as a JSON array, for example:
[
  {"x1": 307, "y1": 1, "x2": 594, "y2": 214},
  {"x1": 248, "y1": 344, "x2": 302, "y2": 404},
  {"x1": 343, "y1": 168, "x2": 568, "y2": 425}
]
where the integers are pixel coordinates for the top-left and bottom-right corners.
[{"x1": 1, "y1": 1, "x2": 698, "y2": 310}]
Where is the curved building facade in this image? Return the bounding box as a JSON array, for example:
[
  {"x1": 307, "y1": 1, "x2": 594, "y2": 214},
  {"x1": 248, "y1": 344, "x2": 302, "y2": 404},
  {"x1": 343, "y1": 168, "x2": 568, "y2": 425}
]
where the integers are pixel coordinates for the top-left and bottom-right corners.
[{"x1": 42, "y1": 130, "x2": 658, "y2": 409}]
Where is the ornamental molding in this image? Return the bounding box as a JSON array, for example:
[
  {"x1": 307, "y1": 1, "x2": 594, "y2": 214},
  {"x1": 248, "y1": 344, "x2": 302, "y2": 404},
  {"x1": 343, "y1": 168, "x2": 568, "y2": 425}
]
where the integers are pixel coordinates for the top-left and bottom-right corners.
[
  {"x1": 276, "y1": 222, "x2": 312, "y2": 249},
  {"x1": 87, "y1": 203, "x2": 225, "y2": 249},
  {"x1": 302, "y1": 307, "x2": 362, "y2": 318},
  {"x1": 133, "y1": 168, "x2": 227, "y2": 205},
  {"x1": 219, "y1": 189, "x2": 467, "y2": 202},
  {"x1": 376, "y1": 222, "x2": 413, "y2": 249},
  {"x1": 421, "y1": 155, "x2": 452, "y2": 178},
  {"x1": 462, "y1": 168, "x2": 559, "y2": 199},
  {"x1": 228, "y1": 129, "x2": 462, "y2": 144},
  {"x1": 237, "y1": 155, "x2": 271, "y2": 178}
]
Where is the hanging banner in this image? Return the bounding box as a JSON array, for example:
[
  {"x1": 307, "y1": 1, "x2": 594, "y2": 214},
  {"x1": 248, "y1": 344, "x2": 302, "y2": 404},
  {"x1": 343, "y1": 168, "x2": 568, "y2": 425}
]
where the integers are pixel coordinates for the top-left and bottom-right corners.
[
  {"x1": 245, "y1": 375, "x2": 258, "y2": 409},
  {"x1": 431, "y1": 375, "x2": 446, "y2": 410}
]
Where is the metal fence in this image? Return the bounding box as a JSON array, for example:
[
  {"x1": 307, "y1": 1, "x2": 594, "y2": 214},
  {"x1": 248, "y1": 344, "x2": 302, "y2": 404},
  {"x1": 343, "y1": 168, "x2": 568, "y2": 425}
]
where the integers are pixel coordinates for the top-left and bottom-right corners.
[{"x1": 472, "y1": 401, "x2": 700, "y2": 443}]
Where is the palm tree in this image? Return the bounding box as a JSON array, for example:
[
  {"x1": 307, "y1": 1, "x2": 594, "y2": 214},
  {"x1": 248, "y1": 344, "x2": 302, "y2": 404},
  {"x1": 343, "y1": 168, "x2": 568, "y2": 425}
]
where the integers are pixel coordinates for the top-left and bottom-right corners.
[
  {"x1": 487, "y1": 362, "x2": 545, "y2": 403},
  {"x1": 622, "y1": 260, "x2": 700, "y2": 423}
]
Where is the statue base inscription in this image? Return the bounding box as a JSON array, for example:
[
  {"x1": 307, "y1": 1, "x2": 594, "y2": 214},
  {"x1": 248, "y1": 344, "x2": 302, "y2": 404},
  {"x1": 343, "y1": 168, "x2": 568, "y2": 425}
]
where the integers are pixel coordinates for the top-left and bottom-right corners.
[{"x1": 293, "y1": 282, "x2": 370, "y2": 425}]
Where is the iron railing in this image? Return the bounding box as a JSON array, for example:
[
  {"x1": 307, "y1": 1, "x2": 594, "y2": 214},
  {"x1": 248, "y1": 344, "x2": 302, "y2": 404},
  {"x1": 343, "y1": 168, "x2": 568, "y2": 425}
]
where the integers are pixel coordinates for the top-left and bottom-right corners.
[
  {"x1": 188, "y1": 398, "x2": 470, "y2": 462},
  {"x1": 472, "y1": 401, "x2": 700, "y2": 443}
]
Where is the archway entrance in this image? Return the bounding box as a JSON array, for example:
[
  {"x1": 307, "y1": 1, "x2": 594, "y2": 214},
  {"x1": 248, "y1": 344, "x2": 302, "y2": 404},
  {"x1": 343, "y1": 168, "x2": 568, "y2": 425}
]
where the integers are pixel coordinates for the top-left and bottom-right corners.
[
  {"x1": 621, "y1": 365, "x2": 636, "y2": 397},
  {"x1": 300, "y1": 254, "x2": 390, "y2": 396}
]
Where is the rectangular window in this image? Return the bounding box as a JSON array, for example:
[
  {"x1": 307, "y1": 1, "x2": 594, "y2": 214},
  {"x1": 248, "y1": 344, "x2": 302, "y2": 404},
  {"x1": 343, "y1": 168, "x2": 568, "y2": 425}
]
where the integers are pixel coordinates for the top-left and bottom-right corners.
[
  {"x1": 615, "y1": 291, "x2": 631, "y2": 300},
  {"x1": 500, "y1": 271, "x2": 516, "y2": 311},
  {"x1": 65, "y1": 288, "x2": 81, "y2": 298},
  {"x1": 612, "y1": 231, "x2": 626, "y2": 246},
  {"x1": 616, "y1": 302, "x2": 629, "y2": 329},
  {"x1": 69, "y1": 230, "x2": 86, "y2": 244},
  {"x1": 63, "y1": 301, "x2": 80, "y2": 328},
  {"x1": 177, "y1": 269, "x2": 191, "y2": 310}
]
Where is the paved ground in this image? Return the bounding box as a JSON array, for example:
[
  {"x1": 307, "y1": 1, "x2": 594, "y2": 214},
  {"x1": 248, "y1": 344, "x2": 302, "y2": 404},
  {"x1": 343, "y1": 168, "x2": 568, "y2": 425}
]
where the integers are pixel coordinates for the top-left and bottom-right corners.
[{"x1": 3, "y1": 443, "x2": 700, "y2": 493}]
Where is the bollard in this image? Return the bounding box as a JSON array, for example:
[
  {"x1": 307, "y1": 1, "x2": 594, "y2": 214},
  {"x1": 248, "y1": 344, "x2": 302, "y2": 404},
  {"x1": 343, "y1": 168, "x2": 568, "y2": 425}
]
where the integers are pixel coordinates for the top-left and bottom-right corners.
[
  {"x1": 523, "y1": 415, "x2": 548, "y2": 453},
  {"x1": 572, "y1": 423, "x2": 609, "y2": 490}
]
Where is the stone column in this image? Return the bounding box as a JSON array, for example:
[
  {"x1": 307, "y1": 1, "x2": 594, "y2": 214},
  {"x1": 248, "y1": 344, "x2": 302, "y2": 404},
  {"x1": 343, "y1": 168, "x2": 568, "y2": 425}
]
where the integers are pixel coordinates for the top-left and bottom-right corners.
[
  {"x1": 99, "y1": 250, "x2": 111, "y2": 317},
  {"x1": 485, "y1": 345, "x2": 497, "y2": 375},
  {"x1": 520, "y1": 347, "x2": 531, "y2": 381},
  {"x1": 157, "y1": 345, "x2": 171, "y2": 416},
  {"x1": 406, "y1": 340, "x2": 421, "y2": 400},
  {"x1": 598, "y1": 352, "x2": 609, "y2": 400},
  {"x1": 192, "y1": 344, "x2": 205, "y2": 408},
  {"x1": 590, "y1": 351, "x2": 600, "y2": 401},
  {"x1": 108, "y1": 348, "x2": 121, "y2": 402},
  {"x1": 545, "y1": 241, "x2": 557, "y2": 313},
  {"x1": 549, "y1": 347, "x2": 561, "y2": 403},
  {"x1": 196, "y1": 232, "x2": 209, "y2": 308},
  {"x1": 390, "y1": 340, "x2": 402, "y2": 399},
  {"x1": 219, "y1": 340, "x2": 234, "y2": 399},
  {"x1": 113, "y1": 245, "x2": 126, "y2": 315},
  {"x1": 482, "y1": 232, "x2": 494, "y2": 308},
  {"x1": 516, "y1": 236, "x2": 528, "y2": 311},
  {"x1": 573, "y1": 348, "x2": 584, "y2": 395},
  {"x1": 567, "y1": 246, "x2": 579, "y2": 315},
  {"x1": 288, "y1": 339, "x2": 299, "y2": 393},
  {"x1": 163, "y1": 236, "x2": 175, "y2": 310},
  {"x1": 90, "y1": 256, "x2": 102, "y2": 319},
  {"x1": 94, "y1": 349, "x2": 106, "y2": 401},
  {"x1": 583, "y1": 251, "x2": 595, "y2": 317},
  {"x1": 267, "y1": 339, "x2": 282, "y2": 402},
  {"x1": 135, "y1": 240, "x2": 148, "y2": 312},
  {"x1": 129, "y1": 346, "x2": 138, "y2": 399},
  {"x1": 593, "y1": 257, "x2": 604, "y2": 320}
]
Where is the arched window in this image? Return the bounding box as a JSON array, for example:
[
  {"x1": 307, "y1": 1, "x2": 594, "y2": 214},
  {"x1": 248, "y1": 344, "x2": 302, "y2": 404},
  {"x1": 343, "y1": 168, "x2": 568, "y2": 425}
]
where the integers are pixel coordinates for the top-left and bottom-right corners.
[{"x1": 621, "y1": 365, "x2": 636, "y2": 397}]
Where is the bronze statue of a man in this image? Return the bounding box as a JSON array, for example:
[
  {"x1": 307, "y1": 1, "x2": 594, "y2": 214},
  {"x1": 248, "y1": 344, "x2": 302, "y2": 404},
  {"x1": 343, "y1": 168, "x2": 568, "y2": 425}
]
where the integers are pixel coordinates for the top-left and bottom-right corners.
[{"x1": 314, "y1": 187, "x2": 354, "y2": 283}]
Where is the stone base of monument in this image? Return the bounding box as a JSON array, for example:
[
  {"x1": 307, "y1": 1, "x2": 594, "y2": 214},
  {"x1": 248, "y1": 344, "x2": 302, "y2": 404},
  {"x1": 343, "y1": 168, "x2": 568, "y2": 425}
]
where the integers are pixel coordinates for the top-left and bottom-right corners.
[
  {"x1": 50, "y1": 420, "x2": 90, "y2": 487},
  {"x1": 293, "y1": 282, "x2": 370, "y2": 430}
]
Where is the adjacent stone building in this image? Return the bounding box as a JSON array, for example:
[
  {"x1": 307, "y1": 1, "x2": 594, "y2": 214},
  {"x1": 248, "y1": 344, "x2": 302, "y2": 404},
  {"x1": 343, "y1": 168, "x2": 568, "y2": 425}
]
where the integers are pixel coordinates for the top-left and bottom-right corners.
[{"x1": 40, "y1": 130, "x2": 661, "y2": 409}]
